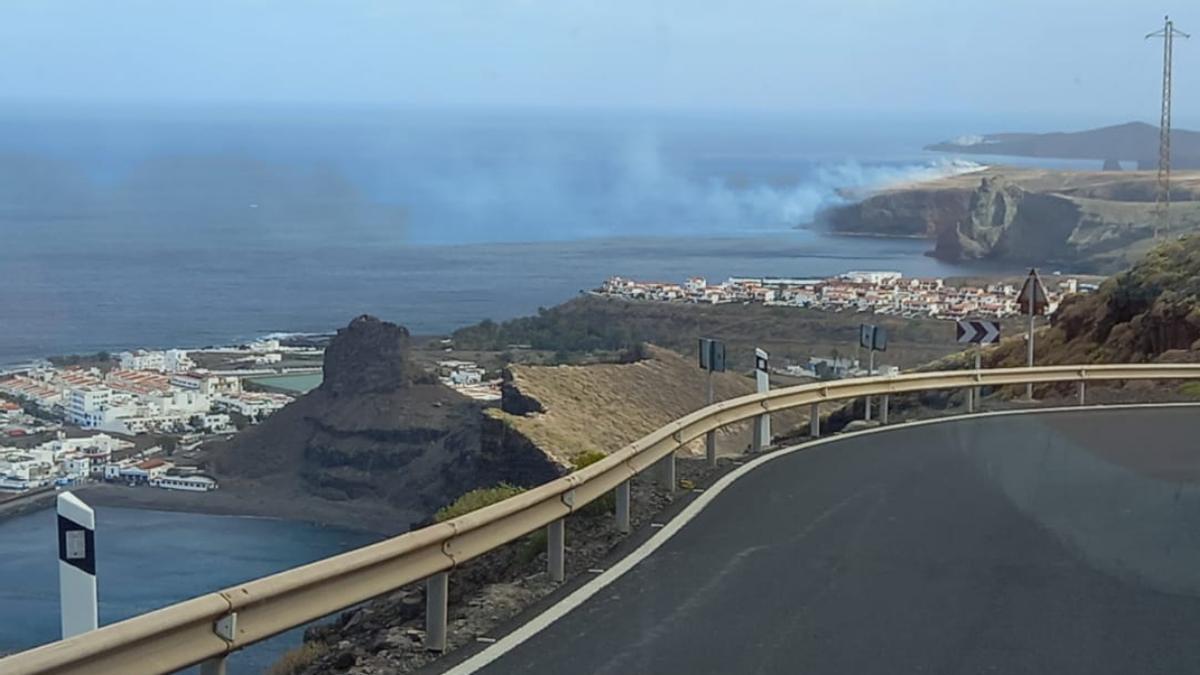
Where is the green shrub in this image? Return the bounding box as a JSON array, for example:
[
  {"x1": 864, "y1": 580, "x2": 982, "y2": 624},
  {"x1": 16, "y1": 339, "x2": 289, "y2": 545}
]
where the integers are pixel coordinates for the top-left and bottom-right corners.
[
  {"x1": 571, "y1": 450, "x2": 608, "y2": 471},
  {"x1": 572, "y1": 451, "x2": 615, "y2": 516},
  {"x1": 435, "y1": 483, "x2": 526, "y2": 522},
  {"x1": 1180, "y1": 382, "x2": 1200, "y2": 398},
  {"x1": 517, "y1": 528, "x2": 549, "y2": 567},
  {"x1": 267, "y1": 642, "x2": 327, "y2": 675}
]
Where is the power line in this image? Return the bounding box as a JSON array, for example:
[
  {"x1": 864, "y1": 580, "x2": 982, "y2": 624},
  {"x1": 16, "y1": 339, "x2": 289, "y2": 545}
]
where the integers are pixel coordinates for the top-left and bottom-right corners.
[{"x1": 1147, "y1": 15, "x2": 1189, "y2": 239}]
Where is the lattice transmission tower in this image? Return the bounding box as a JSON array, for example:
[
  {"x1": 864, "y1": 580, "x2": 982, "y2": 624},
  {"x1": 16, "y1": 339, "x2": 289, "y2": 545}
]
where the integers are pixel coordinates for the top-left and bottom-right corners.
[{"x1": 1147, "y1": 15, "x2": 1189, "y2": 239}]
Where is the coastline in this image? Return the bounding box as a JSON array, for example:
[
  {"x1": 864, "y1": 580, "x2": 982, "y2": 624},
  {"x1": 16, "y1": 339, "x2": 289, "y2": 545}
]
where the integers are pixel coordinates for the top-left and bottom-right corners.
[
  {"x1": 1, "y1": 481, "x2": 409, "y2": 537},
  {"x1": 822, "y1": 230, "x2": 929, "y2": 240}
]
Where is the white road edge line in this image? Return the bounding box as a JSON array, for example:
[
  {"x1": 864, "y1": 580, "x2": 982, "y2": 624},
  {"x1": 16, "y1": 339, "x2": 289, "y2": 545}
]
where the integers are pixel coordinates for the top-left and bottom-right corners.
[{"x1": 443, "y1": 401, "x2": 1200, "y2": 674}]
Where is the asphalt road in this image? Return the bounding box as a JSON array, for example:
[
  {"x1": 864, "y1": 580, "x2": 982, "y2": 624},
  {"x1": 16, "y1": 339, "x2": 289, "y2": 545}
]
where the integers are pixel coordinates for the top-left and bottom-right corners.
[{"x1": 472, "y1": 407, "x2": 1200, "y2": 675}]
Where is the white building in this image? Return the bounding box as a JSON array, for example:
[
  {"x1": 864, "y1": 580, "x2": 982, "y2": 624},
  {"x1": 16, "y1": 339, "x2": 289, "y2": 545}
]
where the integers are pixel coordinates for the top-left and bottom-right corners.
[
  {"x1": 163, "y1": 349, "x2": 195, "y2": 373},
  {"x1": 62, "y1": 456, "x2": 93, "y2": 478},
  {"x1": 844, "y1": 271, "x2": 903, "y2": 285},
  {"x1": 249, "y1": 339, "x2": 281, "y2": 352},
  {"x1": 148, "y1": 390, "x2": 211, "y2": 416},
  {"x1": 196, "y1": 413, "x2": 233, "y2": 433},
  {"x1": 215, "y1": 392, "x2": 292, "y2": 419},
  {"x1": 65, "y1": 386, "x2": 114, "y2": 428},
  {"x1": 450, "y1": 366, "x2": 486, "y2": 386},
  {"x1": 170, "y1": 372, "x2": 242, "y2": 397},
  {"x1": 119, "y1": 350, "x2": 166, "y2": 371},
  {"x1": 119, "y1": 349, "x2": 195, "y2": 373},
  {"x1": 0, "y1": 451, "x2": 55, "y2": 489}
]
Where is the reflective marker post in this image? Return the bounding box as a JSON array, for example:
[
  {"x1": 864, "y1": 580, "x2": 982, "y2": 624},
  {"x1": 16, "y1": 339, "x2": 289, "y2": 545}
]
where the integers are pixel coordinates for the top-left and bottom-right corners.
[
  {"x1": 752, "y1": 348, "x2": 771, "y2": 452},
  {"x1": 57, "y1": 492, "x2": 97, "y2": 639}
]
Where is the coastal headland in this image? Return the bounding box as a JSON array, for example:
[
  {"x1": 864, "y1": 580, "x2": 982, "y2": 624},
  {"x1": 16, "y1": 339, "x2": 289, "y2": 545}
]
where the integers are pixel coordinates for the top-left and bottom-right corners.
[{"x1": 821, "y1": 166, "x2": 1200, "y2": 272}]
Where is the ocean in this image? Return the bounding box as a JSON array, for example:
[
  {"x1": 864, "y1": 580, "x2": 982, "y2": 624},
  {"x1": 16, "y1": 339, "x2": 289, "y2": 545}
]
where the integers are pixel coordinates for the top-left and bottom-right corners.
[
  {"x1": 0, "y1": 105, "x2": 1071, "y2": 366},
  {"x1": 0, "y1": 506, "x2": 378, "y2": 673}
]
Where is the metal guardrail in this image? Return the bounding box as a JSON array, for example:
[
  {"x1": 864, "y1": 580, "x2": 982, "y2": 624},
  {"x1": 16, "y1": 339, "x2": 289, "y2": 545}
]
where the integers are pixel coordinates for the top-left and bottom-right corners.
[{"x1": 5, "y1": 363, "x2": 1200, "y2": 674}]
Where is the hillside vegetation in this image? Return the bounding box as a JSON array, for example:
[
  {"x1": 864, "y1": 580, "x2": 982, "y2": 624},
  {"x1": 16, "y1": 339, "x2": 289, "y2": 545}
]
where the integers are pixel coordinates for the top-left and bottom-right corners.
[
  {"x1": 995, "y1": 235, "x2": 1200, "y2": 366},
  {"x1": 454, "y1": 295, "x2": 983, "y2": 372}
]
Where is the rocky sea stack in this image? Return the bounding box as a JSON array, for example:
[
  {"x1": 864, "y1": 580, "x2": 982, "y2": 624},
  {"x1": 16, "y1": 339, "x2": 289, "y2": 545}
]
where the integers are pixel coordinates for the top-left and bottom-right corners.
[
  {"x1": 322, "y1": 315, "x2": 414, "y2": 396},
  {"x1": 211, "y1": 315, "x2": 510, "y2": 532}
]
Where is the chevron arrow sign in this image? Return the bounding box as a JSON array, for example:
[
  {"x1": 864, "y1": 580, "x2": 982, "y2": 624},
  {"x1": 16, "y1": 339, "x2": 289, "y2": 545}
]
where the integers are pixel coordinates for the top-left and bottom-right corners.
[{"x1": 956, "y1": 319, "x2": 1001, "y2": 344}]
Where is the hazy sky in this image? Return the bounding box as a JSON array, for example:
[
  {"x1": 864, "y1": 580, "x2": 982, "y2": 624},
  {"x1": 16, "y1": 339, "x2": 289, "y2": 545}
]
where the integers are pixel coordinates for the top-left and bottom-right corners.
[{"x1": 0, "y1": 1, "x2": 1197, "y2": 126}]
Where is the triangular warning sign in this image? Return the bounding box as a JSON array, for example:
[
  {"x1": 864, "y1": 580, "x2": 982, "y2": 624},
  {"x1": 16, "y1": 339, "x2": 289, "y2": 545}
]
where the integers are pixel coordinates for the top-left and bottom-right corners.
[{"x1": 1017, "y1": 268, "x2": 1050, "y2": 315}]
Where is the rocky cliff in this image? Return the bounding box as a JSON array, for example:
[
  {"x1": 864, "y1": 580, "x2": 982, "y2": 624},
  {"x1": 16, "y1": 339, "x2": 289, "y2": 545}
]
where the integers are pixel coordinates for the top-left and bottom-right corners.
[
  {"x1": 212, "y1": 315, "x2": 556, "y2": 533},
  {"x1": 823, "y1": 168, "x2": 1200, "y2": 272},
  {"x1": 932, "y1": 175, "x2": 1081, "y2": 263}
]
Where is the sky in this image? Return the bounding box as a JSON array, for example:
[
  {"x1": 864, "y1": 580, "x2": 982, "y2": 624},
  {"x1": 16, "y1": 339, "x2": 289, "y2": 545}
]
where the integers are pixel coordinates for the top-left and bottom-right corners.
[{"x1": 0, "y1": 1, "x2": 1198, "y2": 128}]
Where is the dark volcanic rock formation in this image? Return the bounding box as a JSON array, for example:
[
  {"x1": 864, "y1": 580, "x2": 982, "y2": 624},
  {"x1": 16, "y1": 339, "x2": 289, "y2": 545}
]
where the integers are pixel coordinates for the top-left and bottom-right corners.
[
  {"x1": 321, "y1": 315, "x2": 412, "y2": 395},
  {"x1": 213, "y1": 315, "x2": 558, "y2": 532}
]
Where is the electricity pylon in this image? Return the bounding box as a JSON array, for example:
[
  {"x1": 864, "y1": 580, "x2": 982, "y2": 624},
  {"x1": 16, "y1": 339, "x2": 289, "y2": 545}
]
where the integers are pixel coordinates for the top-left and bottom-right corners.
[{"x1": 1147, "y1": 15, "x2": 1189, "y2": 239}]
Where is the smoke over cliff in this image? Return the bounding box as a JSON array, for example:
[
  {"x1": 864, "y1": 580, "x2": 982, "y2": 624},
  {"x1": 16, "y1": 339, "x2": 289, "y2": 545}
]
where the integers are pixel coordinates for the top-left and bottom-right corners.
[{"x1": 397, "y1": 131, "x2": 981, "y2": 242}]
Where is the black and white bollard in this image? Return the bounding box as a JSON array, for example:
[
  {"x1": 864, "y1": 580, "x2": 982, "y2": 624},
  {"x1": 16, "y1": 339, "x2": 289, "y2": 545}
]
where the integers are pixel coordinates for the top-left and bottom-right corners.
[
  {"x1": 752, "y1": 348, "x2": 771, "y2": 452},
  {"x1": 57, "y1": 492, "x2": 97, "y2": 639}
]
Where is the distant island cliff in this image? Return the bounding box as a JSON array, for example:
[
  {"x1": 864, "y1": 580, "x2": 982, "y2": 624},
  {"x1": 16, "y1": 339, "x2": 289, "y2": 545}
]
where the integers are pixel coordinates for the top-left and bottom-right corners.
[
  {"x1": 819, "y1": 167, "x2": 1200, "y2": 272},
  {"x1": 925, "y1": 121, "x2": 1200, "y2": 169}
]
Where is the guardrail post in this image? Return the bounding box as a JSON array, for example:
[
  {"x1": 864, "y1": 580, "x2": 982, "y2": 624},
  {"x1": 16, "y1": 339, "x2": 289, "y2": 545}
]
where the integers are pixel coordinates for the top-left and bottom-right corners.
[
  {"x1": 615, "y1": 480, "x2": 631, "y2": 533},
  {"x1": 658, "y1": 451, "x2": 676, "y2": 491},
  {"x1": 425, "y1": 572, "x2": 448, "y2": 652},
  {"x1": 966, "y1": 387, "x2": 975, "y2": 413},
  {"x1": 199, "y1": 613, "x2": 236, "y2": 674},
  {"x1": 1078, "y1": 380, "x2": 1086, "y2": 405},
  {"x1": 548, "y1": 518, "x2": 565, "y2": 582},
  {"x1": 810, "y1": 403, "x2": 819, "y2": 438},
  {"x1": 881, "y1": 395, "x2": 889, "y2": 425},
  {"x1": 706, "y1": 431, "x2": 716, "y2": 467}
]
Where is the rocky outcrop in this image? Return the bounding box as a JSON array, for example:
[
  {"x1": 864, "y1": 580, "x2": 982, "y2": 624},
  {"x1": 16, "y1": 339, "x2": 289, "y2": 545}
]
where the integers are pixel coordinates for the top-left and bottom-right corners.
[
  {"x1": 932, "y1": 176, "x2": 1081, "y2": 263},
  {"x1": 822, "y1": 168, "x2": 1200, "y2": 272},
  {"x1": 824, "y1": 185, "x2": 973, "y2": 238},
  {"x1": 321, "y1": 315, "x2": 412, "y2": 395},
  {"x1": 212, "y1": 315, "x2": 555, "y2": 533}
]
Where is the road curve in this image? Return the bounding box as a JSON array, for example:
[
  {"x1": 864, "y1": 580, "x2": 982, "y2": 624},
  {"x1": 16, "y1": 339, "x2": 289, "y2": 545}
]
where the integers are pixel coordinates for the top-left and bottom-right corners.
[{"x1": 465, "y1": 407, "x2": 1200, "y2": 675}]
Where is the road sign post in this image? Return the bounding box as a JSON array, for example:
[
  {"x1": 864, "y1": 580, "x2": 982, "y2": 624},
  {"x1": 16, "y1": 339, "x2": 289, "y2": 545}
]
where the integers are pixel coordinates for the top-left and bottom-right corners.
[
  {"x1": 1017, "y1": 269, "x2": 1050, "y2": 400},
  {"x1": 57, "y1": 492, "x2": 97, "y2": 639},
  {"x1": 860, "y1": 324, "x2": 887, "y2": 421},
  {"x1": 752, "y1": 348, "x2": 770, "y2": 452},
  {"x1": 698, "y1": 338, "x2": 726, "y2": 467},
  {"x1": 971, "y1": 349, "x2": 981, "y2": 413},
  {"x1": 956, "y1": 319, "x2": 1000, "y2": 413}
]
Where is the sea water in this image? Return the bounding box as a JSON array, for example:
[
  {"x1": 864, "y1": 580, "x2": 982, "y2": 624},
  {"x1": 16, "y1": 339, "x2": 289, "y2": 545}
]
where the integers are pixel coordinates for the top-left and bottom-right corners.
[
  {"x1": 0, "y1": 105, "x2": 1068, "y2": 366},
  {"x1": 0, "y1": 506, "x2": 378, "y2": 673}
]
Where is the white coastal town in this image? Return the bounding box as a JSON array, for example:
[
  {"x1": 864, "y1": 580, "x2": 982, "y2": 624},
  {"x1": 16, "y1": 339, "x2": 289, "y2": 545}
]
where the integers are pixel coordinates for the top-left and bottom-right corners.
[
  {"x1": 0, "y1": 336, "x2": 502, "y2": 498},
  {"x1": 0, "y1": 338, "x2": 317, "y2": 496},
  {"x1": 595, "y1": 271, "x2": 1091, "y2": 319}
]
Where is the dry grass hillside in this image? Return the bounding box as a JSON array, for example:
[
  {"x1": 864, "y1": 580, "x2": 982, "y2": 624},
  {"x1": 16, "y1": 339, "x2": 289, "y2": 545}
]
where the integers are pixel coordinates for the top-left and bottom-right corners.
[
  {"x1": 901, "y1": 236, "x2": 1200, "y2": 404},
  {"x1": 984, "y1": 235, "x2": 1200, "y2": 368},
  {"x1": 489, "y1": 344, "x2": 807, "y2": 466}
]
